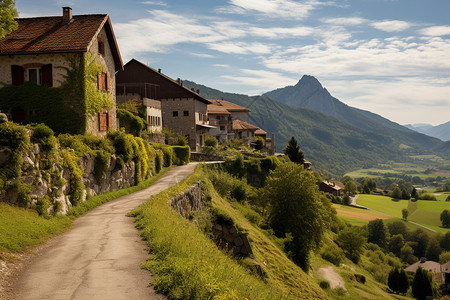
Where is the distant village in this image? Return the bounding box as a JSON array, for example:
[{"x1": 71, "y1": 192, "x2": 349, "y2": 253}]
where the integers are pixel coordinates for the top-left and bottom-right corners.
[{"x1": 0, "y1": 7, "x2": 275, "y2": 155}]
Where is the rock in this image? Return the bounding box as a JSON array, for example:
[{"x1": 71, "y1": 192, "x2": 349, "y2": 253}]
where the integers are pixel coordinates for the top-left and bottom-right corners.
[
  {"x1": 214, "y1": 224, "x2": 223, "y2": 231},
  {"x1": 31, "y1": 176, "x2": 48, "y2": 199},
  {"x1": 234, "y1": 236, "x2": 244, "y2": 247},
  {"x1": 32, "y1": 143, "x2": 40, "y2": 154},
  {"x1": 108, "y1": 155, "x2": 116, "y2": 171},
  {"x1": 23, "y1": 155, "x2": 35, "y2": 169},
  {"x1": 0, "y1": 147, "x2": 12, "y2": 165},
  {"x1": 0, "y1": 113, "x2": 8, "y2": 123}
]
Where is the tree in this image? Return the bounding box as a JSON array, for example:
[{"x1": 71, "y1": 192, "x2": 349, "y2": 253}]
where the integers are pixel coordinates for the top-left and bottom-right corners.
[
  {"x1": 411, "y1": 187, "x2": 418, "y2": 200},
  {"x1": 441, "y1": 231, "x2": 450, "y2": 251},
  {"x1": 344, "y1": 180, "x2": 357, "y2": 195},
  {"x1": 388, "y1": 268, "x2": 409, "y2": 294},
  {"x1": 391, "y1": 186, "x2": 402, "y2": 199},
  {"x1": 283, "y1": 137, "x2": 304, "y2": 165},
  {"x1": 425, "y1": 239, "x2": 441, "y2": 261},
  {"x1": 412, "y1": 267, "x2": 432, "y2": 300},
  {"x1": 400, "y1": 243, "x2": 417, "y2": 264},
  {"x1": 402, "y1": 208, "x2": 409, "y2": 221},
  {"x1": 359, "y1": 177, "x2": 376, "y2": 194},
  {"x1": 439, "y1": 251, "x2": 450, "y2": 264},
  {"x1": 387, "y1": 221, "x2": 408, "y2": 237},
  {"x1": 388, "y1": 234, "x2": 405, "y2": 256},
  {"x1": 253, "y1": 136, "x2": 265, "y2": 151},
  {"x1": 401, "y1": 189, "x2": 410, "y2": 200},
  {"x1": 263, "y1": 161, "x2": 333, "y2": 270},
  {"x1": 367, "y1": 219, "x2": 390, "y2": 249},
  {"x1": 441, "y1": 209, "x2": 450, "y2": 228},
  {"x1": 411, "y1": 229, "x2": 429, "y2": 258},
  {"x1": 0, "y1": 0, "x2": 18, "y2": 39},
  {"x1": 336, "y1": 226, "x2": 366, "y2": 263}
]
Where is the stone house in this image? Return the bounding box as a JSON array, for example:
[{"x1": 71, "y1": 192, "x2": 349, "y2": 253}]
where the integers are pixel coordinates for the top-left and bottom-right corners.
[
  {"x1": 232, "y1": 119, "x2": 258, "y2": 145},
  {"x1": 116, "y1": 59, "x2": 212, "y2": 151},
  {"x1": 207, "y1": 101, "x2": 234, "y2": 143},
  {"x1": 405, "y1": 258, "x2": 443, "y2": 283},
  {"x1": 319, "y1": 181, "x2": 343, "y2": 196},
  {"x1": 0, "y1": 7, "x2": 123, "y2": 136}
]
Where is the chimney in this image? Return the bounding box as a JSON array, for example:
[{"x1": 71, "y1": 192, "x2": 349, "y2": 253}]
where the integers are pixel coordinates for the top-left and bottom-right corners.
[
  {"x1": 176, "y1": 78, "x2": 181, "y2": 85},
  {"x1": 62, "y1": 7, "x2": 72, "y2": 23},
  {"x1": 158, "y1": 68, "x2": 161, "y2": 73},
  {"x1": 197, "y1": 89, "x2": 200, "y2": 94}
]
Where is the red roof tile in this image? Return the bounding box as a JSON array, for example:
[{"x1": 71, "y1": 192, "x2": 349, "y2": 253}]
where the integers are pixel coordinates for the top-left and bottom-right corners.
[
  {"x1": 0, "y1": 14, "x2": 123, "y2": 70},
  {"x1": 209, "y1": 99, "x2": 250, "y2": 112},
  {"x1": 232, "y1": 119, "x2": 258, "y2": 131},
  {"x1": 207, "y1": 104, "x2": 231, "y2": 115}
]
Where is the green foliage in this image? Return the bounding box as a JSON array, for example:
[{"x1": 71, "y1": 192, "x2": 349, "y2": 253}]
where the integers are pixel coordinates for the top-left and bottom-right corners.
[
  {"x1": 359, "y1": 177, "x2": 377, "y2": 194},
  {"x1": 93, "y1": 150, "x2": 110, "y2": 181},
  {"x1": 116, "y1": 109, "x2": 145, "y2": 136},
  {"x1": 36, "y1": 196, "x2": 52, "y2": 217},
  {"x1": 204, "y1": 167, "x2": 254, "y2": 203},
  {"x1": 58, "y1": 134, "x2": 93, "y2": 156},
  {"x1": 402, "y1": 208, "x2": 409, "y2": 220},
  {"x1": 154, "y1": 150, "x2": 164, "y2": 173},
  {"x1": 412, "y1": 267, "x2": 433, "y2": 300},
  {"x1": 418, "y1": 193, "x2": 436, "y2": 201},
  {"x1": 31, "y1": 123, "x2": 57, "y2": 151},
  {"x1": 204, "y1": 135, "x2": 218, "y2": 147},
  {"x1": 263, "y1": 161, "x2": 334, "y2": 270},
  {"x1": 439, "y1": 251, "x2": 450, "y2": 264},
  {"x1": 283, "y1": 137, "x2": 304, "y2": 164},
  {"x1": 367, "y1": 219, "x2": 390, "y2": 248},
  {"x1": 388, "y1": 234, "x2": 405, "y2": 256},
  {"x1": 152, "y1": 143, "x2": 174, "y2": 168},
  {"x1": 388, "y1": 267, "x2": 409, "y2": 294},
  {"x1": 320, "y1": 244, "x2": 345, "y2": 266},
  {"x1": 224, "y1": 153, "x2": 246, "y2": 178},
  {"x1": 108, "y1": 130, "x2": 134, "y2": 162},
  {"x1": 61, "y1": 150, "x2": 84, "y2": 206},
  {"x1": 400, "y1": 243, "x2": 417, "y2": 264},
  {"x1": 391, "y1": 186, "x2": 402, "y2": 199},
  {"x1": 171, "y1": 145, "x2": 190, "y2": 165},
  {"x1": 253, "y1": 136, "x2": 265, "y2": 150},
  {"x1": 318, "y1": 280, "x2": 330, "y2": 290},
  {"x1": 7, "y1": 179, "x2": 31, "y2": 207},
  {"x1": 441, "y1": 209, "x2": 450, "y2": 228},
  {"x1": 425, "y1": 239, "x2": 441, "y2": 261},
  {"x1": 0, "y1": 0, "x2": 18, "y2": 38},
  {"x1": 0, "y1": 122, "x2": 30, "y2": 179},
  {"x1": 336, "y1": 226, "x2": 367, "y2": 263}
]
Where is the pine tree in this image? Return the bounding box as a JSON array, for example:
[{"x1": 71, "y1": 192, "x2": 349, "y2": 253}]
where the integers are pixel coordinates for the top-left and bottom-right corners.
[
  {"x1": 412, "y1": 267, "x2": 432, "y2": 300},
  {"x1": 283, "y1": 137, "x2": 304, "y2": 165}
]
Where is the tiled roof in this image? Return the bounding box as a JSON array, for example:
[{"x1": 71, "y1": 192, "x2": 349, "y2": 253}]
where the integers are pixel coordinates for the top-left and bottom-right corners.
[
  {"x1": 207, "y1": 104, "x2": 231, "y2": 115},
  {"x1": 0, "y1": 14, "x2": 123, "y2": 70},
  {"x1": 232, "y1": 119, "x2": 258, "y2": 131},
  {"x1": 405, "y1": 260, "x2": 441, "y2": 273},
  {"x1": 255, "y1": 128, "x2": 267, "y2": 135},
  {"x1": 209, "y1": 99, "x2": 250, "y2": 112}
]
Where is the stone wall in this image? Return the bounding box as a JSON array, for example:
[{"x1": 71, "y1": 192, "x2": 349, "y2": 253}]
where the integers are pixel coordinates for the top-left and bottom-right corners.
[
  {"x1": 168, "y1": 181, "x2": 202, "y2": 218},
  {"x1": 0, "y1": 144, "x2": 136, "y2": 215}
]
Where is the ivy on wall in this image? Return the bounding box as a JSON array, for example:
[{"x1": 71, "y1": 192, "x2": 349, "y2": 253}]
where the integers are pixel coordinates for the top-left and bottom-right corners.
[{"x1": 0, "y1": 52, "x2": 113, "y2": 134}]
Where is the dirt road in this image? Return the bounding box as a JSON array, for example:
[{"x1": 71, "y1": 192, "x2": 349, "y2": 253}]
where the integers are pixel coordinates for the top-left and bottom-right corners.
[{"x1": 11, "y1": 163, "x2": 197, "y2": 300}]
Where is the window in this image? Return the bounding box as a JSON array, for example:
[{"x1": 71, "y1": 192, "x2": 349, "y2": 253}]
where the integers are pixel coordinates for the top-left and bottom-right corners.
[
  {"x1": 99, "y1": 110, "x2": 114, "y2": 131},
  {"x1": 98, "y1": 40, "x2": 105, "y2": 56},
  {"x1": 97, "y1": 72, "x2": 109, "y2": 91},
  {"x1": 220, "y1": 126, "x2": 225, "y2": 131},
  {"x1": 173, "y1": 111, "x2": 178, "y2": 117},
  {"x1": 28, "y1": 68, "x2": 42, "y2": 85},
  {"x1": 183, "y1": 110, "x2": 189, "y2": 116}
]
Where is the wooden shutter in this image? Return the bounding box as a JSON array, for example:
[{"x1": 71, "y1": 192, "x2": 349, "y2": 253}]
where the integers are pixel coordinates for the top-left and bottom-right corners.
[
  {"x1": 11, "y1": 65, "x2": 24, "y2": 86},
  {"x1": 99, "y1": 112, "x2": 107, "y2": 131},
  {"x1": 105, "y1": 72, "x2": 110, "y2": 91},
  {"x1": 107, "y1": 110, "x2": 114, "y2": 129},
  {"x1": 41, "y1": 64, "x2": 53, "y2": 86},
  {"x1": 97, "y1": 73, "x2": 105, "y2": 91}
]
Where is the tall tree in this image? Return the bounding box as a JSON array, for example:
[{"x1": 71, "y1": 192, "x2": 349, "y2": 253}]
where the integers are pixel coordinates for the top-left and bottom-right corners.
[
  {"x1": 0, "y1": 0, "x2": 18, "y2": 39},
  {"x1": 263, "y1": 161, "x2": 333, "y2": 270},
  {"x1": 441, "y1": 209, "x2": 450, "y2": 228},
  {"x1": 402, "y1": 208, "x2": 409, "y2": 221},
  {"x1": 412, "y1": 267, "x2": 433, "y2": 300},
  {"x1": 336, "y1": 226, "x2": 366, "y2": 263},
  {"x1": 283, "y1": 137, "x2": 304, "y2": 165},
  {"x1": 367, "y1": 219, "x2": 390, "y2": 249}
]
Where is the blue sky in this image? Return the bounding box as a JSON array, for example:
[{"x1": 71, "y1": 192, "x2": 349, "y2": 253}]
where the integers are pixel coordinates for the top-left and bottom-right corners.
[{"x1": 16, "y1": 0, "x2": 450, "y2": 125}]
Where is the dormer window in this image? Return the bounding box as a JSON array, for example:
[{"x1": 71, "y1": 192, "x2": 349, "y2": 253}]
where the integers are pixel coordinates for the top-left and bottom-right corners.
[{"x1": 98, "y1": 40, "x2": 105, "y2": 56}]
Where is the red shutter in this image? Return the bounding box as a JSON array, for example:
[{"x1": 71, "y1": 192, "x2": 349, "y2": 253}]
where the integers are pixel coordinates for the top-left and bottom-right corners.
[
  {"x1": 99, "y1": 112, "x2": 107, "y2": 131},
  {"x1": 105, "y1": 72, "x2": 110, "y2": 91},
  {"x1": 42, "y1": 64, "x2": 53, "y2": 87},
  {"x1": 11, "y1": 65, "x2": 24, "y2": 86},
  {"x1": 97, "y1": 73, "x2": 103, "y2": 90}
]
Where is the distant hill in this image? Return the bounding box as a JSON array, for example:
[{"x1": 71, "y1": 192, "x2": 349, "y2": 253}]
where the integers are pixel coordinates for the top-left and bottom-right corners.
[
  {"x1": 405, "y1": 122, "x2": 450, "y2": 141},
  {"x1": 263, "y1": 75, "x2": 442, "y2": 150},
  {"x1": 183, "y1": 80, "x2": 443, "y2": 176}
]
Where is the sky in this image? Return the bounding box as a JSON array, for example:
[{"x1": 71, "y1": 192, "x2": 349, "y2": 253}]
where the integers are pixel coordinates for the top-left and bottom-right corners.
[{"x1": 16, "y1": 0, "x2": 450, "y2": 126}]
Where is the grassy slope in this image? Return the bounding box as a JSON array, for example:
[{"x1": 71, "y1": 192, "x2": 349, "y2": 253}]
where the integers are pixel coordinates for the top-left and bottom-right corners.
[
  {"x1": 0, "y1": 167, "x2": 172, "y2": 254},
  {"x1": 131, "y1": 168, "x2": 328, "y2": 299},
  {"x1": 356, "y1": 194, "x2": 450, "y2": 232}
]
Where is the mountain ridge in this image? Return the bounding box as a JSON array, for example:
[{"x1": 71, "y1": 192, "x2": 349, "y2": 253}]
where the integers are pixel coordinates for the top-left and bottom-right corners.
[{"x1": 405, "y1": 122, "x2": 450, "y2": 141}]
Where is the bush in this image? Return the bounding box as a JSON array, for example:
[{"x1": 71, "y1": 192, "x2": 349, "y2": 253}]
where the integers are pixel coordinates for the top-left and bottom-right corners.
[
  {"x1": 419, "y1": 193, "x2": 436, "y2": 201},
  {"x1": 321, "y1": 244, "x2": 345, "y2": 266},
  {"x1": 204, "y1": 136, "x2": 218, "y2": 147},
  {"x1": 155, "y1": 150, "x2": 164, "y2": 173},
  {"x1": 31, "y1": 123, "x2": 56, "y2": 151},
  {"x1": 254, "y1": 136, "x2": 265, "y2": 150},
  {"x1": 117, "y1": 108, "x2": 145, "y2": 136},
  {"x1": 171, "y1": 145, "x2": 190, "y2": 165},
  {"x1": 319, "y1": 280, "x2": 330, "y2": 290},
  {"x1": 36, "y1": 196, "x2": 52, "y2": 216},
  {"x1": 108, "y1": 131, "x2": 134, "y2": 162},
  {"x1": 93, "y1": 150, "x2": 110, "y2": 181}
]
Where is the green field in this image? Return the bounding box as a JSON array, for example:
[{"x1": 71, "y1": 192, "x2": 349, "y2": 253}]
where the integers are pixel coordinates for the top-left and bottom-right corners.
[{"x1": 356, "y1": 194, "x2": 450, "y2": 232}]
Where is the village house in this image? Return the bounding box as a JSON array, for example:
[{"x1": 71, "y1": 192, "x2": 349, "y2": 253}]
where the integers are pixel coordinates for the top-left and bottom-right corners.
[
  {"x1": 232, "y1": 119, "x2": 259, "y2": 146},
  {"x1": 405, "y1": 258, "x2": 443, "y2": 283},
  {"x1": 0, "y1": 7, "x2": 123, "y2": 136},
  {"x1": 207, "y1": 101, "x2": 234, "y2": 143},
  {"x1": 116, "y1": 59, "x2": 212, "y2": 151},
  {"x1": 319, "y1": 181, "x2": 343, "y2": 197}
]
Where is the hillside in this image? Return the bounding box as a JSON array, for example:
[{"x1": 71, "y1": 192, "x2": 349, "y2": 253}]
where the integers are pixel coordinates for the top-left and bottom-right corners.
[
  {"x1": 184, "y1": 80, "x2": 406, "y2": 175},
  {"x1": 405, "y1": 122, "x2": 450, "y2": 141},
  {"x1": 263, "y1": 75, "x2": 443, "y2": 150}
]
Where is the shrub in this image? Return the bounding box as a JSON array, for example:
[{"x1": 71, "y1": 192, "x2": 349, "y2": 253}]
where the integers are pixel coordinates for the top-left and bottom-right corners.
[
  {"x1": 204, "y1": 136, "x2": 218, "y2": 147},
  {"x1": 7, "y1": 180, "x2": 31, "y2": 207},
  {"x1": 31, "y1": 123, "x2": 56, "y2": 151},
  {"x1": 245, "y1": 158, "x2": 262, "y2": 176},
  {"x1": 321, "y1": 244, "x2": 345, "y2": 266},
  {"x1": 93, "y1": 150, "x2": 110, "y2": 181},
  {"x1": 61, "y1": 150, "x2": 85, "y2": 206},
  {"x1": 117, "y1": 108, "x2": 145, "y2": 136},
  {"x1": 108, "y1": 131, "x2": 134, "y2": 162},
  {"x1": 171, "y1": 145, "x2": 190, "y2": 165},
  {"x1": 419, "y1": 193, "x2": 436, "y2": 201},
  {"x1": 155, "y1": 150, "x2": 164, "y2": 173},
  {"x1": 319, "y1": 280, "x2": 330, "y2": 290},
  {"x1": 224, "y1": 153, "x2": 246, "y2": 178},
  {"x1": 36, "y1": 196, "x2": 52, "y2": 216},
  {"x1": 81, "y1": 134, "x2": 114, "y2": 153},
  {"x1": 253, "y1": 136, "x2": 265, "y2": 150},
  {"x1": 0, "y1": 122, "x2": 30, "y2": 179},
  {"x1": 58, "y1": 134, "x2": 93, "y2": 156}
]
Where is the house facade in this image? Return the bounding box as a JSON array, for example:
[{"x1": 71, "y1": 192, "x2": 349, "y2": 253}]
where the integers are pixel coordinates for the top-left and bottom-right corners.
[
  {"x1": 319, "y1": 181, "x2": 343, "y2": 197},
  {"x1": 0, "y1": 7, "x2": 123, "y2": 136},
  {"x1": 232, "y1": 119, "x2": 258, "y2": 145},
  {"x1": 116, "y1": 59, "x2": 212, "y2": 151},
  {"x1": 207, "y1": 101, "x2": 233, "y2": 142}
]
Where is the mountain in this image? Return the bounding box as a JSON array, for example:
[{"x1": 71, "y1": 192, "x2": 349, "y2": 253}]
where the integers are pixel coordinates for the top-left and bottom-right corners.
[
  {"x1": 183, "y1": 80, "x2": 444, "y2": 176},
  {"x1": 263, "y1": 75, "x2": 442, "y2": 150},
  {"x1": 405, "y1": 122, "x2": 450, "y2": 141}
]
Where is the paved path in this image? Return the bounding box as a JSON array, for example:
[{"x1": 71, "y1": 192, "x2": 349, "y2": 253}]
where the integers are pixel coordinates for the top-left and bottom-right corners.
[{"x1": 12, "y1": 163, "x2": 197, "y2": 300}]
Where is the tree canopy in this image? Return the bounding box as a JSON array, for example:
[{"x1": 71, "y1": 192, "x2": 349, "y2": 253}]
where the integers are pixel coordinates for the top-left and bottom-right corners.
[
  {"x1": 263, "y1": 161, "x2": 333, "y2": 270},
  {"x1": 367, "y1": 219, "x2": 390, "y2": 249},
  {"x1": 283, "y1": 137, "x2": 304, "y2": 165},
  {"x1": 0, "y1": 0, "x2": 18, "y2": 39}
]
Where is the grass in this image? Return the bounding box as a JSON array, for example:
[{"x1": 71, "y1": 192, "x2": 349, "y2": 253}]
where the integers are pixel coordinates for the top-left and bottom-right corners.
[
  {"x1": 356, "y1": 195, "x2": 408, "y2": 218},
  {"x1": 131, "y1": 167, "x2": 328, "y2": 299},
  {"x1": 0, "y1": 167, "x2": 172, "y2": 254}
]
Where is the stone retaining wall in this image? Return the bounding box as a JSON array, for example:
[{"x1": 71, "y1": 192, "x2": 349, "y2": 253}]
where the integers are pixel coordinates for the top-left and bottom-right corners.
[{"x1": 168, "y1": 181, "x2": 202, "y2": 218}]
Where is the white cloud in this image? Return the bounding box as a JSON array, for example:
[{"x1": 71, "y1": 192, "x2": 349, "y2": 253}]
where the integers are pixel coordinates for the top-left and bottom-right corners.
[
  {"x1": 190, "y1": 53, "x2": 215, "y2": 58},
  {"x1": 249, "y1": 26, "x2": 315, "y2": 38},
  {"x1": 322, "y1": 17, "x2": 367, "y2": 26},
  {"x1": 141, "y1": 1, "x2": 167, "y2": 6},
  {"x1": 221, "y1": 68, "x2": 296, "y2": 91},
  {"x1": 419, "y1": 26, "x2": 450, "y2": 36},
  {"x1": 207, "y1": 42, "x2": 273, "y2": 54},
  {"x1": 213, "y1": 64, "x2": 230, "y2": 68},
  {"x1": 219, "y1": 0, "x2": 329, "y2": 20},
  {"x1": 371, "y1": 20, "x2": 411, "y2": 32}
]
